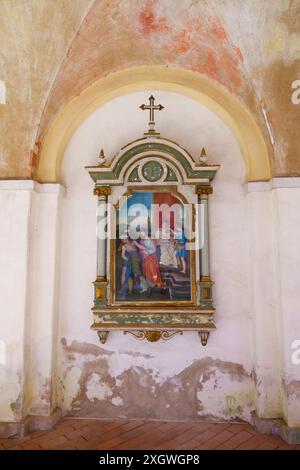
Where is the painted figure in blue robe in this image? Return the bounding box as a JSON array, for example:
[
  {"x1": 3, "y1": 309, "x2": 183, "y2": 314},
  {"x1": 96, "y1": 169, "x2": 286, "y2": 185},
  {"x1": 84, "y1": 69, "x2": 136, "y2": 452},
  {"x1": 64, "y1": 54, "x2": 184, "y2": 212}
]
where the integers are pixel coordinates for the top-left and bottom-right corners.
[
  {"x1": 175, "y1": 230, "x2": 188, "y2": 274},
  {"x1": 119, "y1": 239, "x2": 148, "y2": 299}
]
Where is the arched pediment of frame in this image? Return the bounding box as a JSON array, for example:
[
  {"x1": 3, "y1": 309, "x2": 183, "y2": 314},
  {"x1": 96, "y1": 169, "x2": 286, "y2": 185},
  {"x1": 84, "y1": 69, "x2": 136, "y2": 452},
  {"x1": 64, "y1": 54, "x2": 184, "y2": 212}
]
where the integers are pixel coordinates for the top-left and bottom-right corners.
[{"x1": 86, "y1": 136, "x2": 220, "y2": 186}]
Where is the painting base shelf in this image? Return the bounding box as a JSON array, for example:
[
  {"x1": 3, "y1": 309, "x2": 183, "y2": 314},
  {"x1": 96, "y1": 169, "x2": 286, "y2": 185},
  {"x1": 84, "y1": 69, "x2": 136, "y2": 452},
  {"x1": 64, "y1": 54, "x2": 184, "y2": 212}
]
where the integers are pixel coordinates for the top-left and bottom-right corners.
[{"x1": 91, "y1": 309, "x2": 216, "y2": 346}]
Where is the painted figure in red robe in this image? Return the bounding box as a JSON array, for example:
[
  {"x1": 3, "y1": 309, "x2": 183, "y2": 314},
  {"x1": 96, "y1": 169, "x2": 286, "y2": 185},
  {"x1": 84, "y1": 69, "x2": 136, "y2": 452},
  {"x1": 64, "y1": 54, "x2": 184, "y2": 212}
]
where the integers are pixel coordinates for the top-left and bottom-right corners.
[{"x1": 134, "y1": 238, "x2": 165, "y2": 287}]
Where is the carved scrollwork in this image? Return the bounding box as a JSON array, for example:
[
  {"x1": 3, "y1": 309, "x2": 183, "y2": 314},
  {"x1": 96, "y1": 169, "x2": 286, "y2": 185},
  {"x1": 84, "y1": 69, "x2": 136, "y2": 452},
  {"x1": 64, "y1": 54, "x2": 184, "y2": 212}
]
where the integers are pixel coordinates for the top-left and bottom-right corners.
[
  {"x1": 124, "y1": 330, "x2": 146, "y2": 341},
  {"x1": 160, "y1": 331, "x2": 183, "y2": 340},
  {"x1": 124, "y1": 330, "x2": 183, "y2": 342}
]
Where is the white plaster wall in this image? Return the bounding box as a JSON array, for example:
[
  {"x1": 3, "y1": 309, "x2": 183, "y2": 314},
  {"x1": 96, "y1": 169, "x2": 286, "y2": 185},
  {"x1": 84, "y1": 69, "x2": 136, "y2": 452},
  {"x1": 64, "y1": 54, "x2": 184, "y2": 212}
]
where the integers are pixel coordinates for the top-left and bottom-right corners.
[
  {"x1": 247, "y1": 189, "x2": 281, "y2": 418},
  {"x1": 274, "y1": 187, "x2": 300, "y2": 426},
  {"x1": 25, "y1": 186, "x2": 62, "y2": 417},
  {"x1": 0, "y1": 184, "x2": 32, "y2": 421},
  {"x1": 1, "y1": 92, "x2": 298, "y2": 427},
  {"x1": 0, "y1": 96, "x2": 298, "y2": 426},
  {"x1": 59, "y1": 91, "x2": 255, "y2": 421},
  {"x1": 0, "y1": 182, "x2": 63, "y2": 425}
]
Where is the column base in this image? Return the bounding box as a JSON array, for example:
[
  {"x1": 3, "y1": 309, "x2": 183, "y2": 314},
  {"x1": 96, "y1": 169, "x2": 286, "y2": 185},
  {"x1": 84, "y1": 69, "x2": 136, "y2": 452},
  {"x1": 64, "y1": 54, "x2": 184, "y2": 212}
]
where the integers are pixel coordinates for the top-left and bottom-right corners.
[
  {"x1": 199, "y1": 278, "x2": 214, "y2": 308},
  {"x1": 93, "y1": 278, "x2": 108, "y2": 307},
  {"x1": 0, "y1": 408, "x2": 62, "y2": 439},
  {"x1": 252, "y1": 411, "x2": 300, "y2": 445}
]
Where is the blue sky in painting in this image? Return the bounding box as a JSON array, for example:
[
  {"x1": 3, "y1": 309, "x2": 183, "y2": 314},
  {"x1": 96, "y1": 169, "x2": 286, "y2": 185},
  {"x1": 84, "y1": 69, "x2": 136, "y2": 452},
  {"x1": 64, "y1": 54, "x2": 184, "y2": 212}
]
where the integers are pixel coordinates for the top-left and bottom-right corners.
[{"x1": 118, "y1": 192, "x2": 153, "y2": 220}]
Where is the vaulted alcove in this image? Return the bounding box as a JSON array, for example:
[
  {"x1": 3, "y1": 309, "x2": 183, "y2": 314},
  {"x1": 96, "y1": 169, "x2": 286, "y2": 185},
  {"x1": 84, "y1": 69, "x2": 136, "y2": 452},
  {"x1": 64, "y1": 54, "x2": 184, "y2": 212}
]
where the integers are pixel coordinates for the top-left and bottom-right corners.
[{"x1": 57, "y1": 90, "x2": 255, "y2": 420}]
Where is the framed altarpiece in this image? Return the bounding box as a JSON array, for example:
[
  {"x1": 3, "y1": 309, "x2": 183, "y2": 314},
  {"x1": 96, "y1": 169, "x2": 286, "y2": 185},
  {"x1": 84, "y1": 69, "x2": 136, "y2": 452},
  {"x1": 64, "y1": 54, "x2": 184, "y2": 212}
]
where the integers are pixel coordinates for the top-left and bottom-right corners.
[{"x1": 86, "y1": 97, "x2": 220, "y2": 346}]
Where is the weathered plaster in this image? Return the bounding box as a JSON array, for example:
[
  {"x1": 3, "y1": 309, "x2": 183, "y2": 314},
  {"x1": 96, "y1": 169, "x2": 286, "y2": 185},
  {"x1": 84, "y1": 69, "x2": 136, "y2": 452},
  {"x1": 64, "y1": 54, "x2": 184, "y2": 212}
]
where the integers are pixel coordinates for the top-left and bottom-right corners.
[
  {"x1": 1, "y1": 0, "x2": 300, "y2": 436},
  {"x1": 0, "y1": 378, "x2": 21, "y2": 422},
  {"x1": 27, "y1": 376, "x2": 52, "y2": 417},
  {"x1": 0, "y1": 0, "x2": 92, "y2": 177},
  {"x1": 0, "y1": 80, "x2": 6, "y2": 105},
  {"x1": 53, "y1": 93, "x2": 264, "y2": 426},
  {"x1": 2, "y1": 0, "x2": 300, "y2": 179},
  {"x1": 36, "y1": 0, "x2": 251, "y2": 151},
  {"x1": 34, "y1": 0, "x2": 299, "y2": 178},
  {"x1": 36, "y1": 69, "x2": 271, "y2": 183},
  {"x1": 58, "y1": 338, "x2": 254, "y2": 422}
]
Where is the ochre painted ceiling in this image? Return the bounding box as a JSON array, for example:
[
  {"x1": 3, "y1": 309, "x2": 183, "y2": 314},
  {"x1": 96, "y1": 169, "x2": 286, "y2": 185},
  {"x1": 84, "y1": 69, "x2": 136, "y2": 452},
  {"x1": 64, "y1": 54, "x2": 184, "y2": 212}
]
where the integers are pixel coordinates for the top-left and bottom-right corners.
[{"x1": 0, "y1": 0, "x2": 300, "y2": 179}]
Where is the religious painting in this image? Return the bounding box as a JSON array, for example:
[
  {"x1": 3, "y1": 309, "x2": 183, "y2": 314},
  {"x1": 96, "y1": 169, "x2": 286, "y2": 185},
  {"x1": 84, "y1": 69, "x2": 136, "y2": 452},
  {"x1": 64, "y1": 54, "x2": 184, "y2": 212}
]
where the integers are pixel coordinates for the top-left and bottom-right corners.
[
  {"x1": 114, "y1": 190, "x2": 193, "y2": 303},
  {"x1": 86, "y1": 95, "x2": 219, "y2": 344}
]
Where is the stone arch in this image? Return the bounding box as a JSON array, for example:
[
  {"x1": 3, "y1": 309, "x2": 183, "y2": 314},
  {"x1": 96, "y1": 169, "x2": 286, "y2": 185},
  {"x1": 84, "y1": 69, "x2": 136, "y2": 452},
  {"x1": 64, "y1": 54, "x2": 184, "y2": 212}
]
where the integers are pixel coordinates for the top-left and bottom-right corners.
[{"x1": 36, "y1": 66, "x2": 271, "y2": 183}]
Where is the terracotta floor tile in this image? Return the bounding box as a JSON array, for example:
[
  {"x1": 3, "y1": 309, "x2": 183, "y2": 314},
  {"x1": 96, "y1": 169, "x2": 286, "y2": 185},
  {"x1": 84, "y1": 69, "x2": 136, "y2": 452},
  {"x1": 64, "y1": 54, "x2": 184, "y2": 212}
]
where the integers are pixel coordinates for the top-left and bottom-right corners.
[
  {"x1": 276, "y1": 442, "x2": 296, "y2": 450},
  {"x1": 175, "y1": 427, "x2": 210, "y2": 444},
  {"x1": 227, "y1": 423, "x2": 252, "y2": 434},
  {"x1": 190, "y1": 429, "x2": 218, "y2": 446},
  {"x1": 197, "y1": 430, "x2": 234, "y2": 450},
  {"x1": 120, "y1": 420, "x2": 145, "y2": 432},
  {"x1": 40, "y1": 435, "x2": 68, "y2": 450},
  {"x1": 215, "y1": 431, "x2": 253, "y2": 450},
  {"x1": 234, "y1": 433, "x2": 270, "y2": 450},
  {"x1": 255, "y1": 440, "x2": 282, "y2": 450},
  {"x1": 0, "y1": 418, "x2": 298, "y2": 451}
]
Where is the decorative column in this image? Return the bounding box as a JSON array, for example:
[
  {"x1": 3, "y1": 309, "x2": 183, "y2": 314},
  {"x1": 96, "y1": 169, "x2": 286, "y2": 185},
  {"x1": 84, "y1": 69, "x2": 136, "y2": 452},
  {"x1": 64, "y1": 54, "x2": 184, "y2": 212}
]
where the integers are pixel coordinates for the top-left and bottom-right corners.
[
  {"x1": 196, "y1": 185, "x2": 214, "y2": 310},
  {"x1": 93, "y1": 186, "x2": 111, "y2": 344},
  {"x1": 94, "y1": 186, "x2": 111, "y2": 280}
]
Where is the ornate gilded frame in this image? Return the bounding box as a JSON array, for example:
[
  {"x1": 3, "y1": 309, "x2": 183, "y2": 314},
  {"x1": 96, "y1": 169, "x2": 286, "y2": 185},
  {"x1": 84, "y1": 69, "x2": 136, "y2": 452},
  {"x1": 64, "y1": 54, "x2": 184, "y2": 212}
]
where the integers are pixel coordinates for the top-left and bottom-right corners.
[
  {"x1": 86, "y1": 134, "x2": 220, "y2": 346},
  {"x1": 109, "y1": 185, "x2": 196, "y2": 307}
]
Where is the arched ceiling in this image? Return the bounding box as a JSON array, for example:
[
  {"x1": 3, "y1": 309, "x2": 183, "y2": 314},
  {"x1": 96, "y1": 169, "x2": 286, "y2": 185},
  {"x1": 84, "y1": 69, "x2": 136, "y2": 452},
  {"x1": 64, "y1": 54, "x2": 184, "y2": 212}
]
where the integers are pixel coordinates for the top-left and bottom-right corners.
[
  {"x1": 0, "y1": 0, "x2": 299, "y2": 179},
  {"x1": 0, "y1": 0, "x2": 93, "y2": 178}
]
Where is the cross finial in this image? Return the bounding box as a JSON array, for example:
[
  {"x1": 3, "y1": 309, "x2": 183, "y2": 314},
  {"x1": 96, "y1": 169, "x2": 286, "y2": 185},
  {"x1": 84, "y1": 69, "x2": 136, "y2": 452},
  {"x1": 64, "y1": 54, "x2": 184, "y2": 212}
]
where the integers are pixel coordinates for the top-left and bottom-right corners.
[{"x1": 140, "y1": 95, "x2": 164, "y2": 135}]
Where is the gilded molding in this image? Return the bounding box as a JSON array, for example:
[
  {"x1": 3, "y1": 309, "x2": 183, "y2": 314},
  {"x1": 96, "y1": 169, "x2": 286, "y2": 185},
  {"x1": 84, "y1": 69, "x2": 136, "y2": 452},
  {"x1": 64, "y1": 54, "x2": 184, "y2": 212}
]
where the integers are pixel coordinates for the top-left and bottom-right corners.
[
  {"x1": 195, "y1": 185, "x2": 213, "y2": 195},
  {"x1": 93, "y1": 186, "x2": 111, "y2": 196},
  {"x1": 86, "y1": 90, "x2": 221, "y2": 348},
  {"x1": 94, "y1": 277, "x2": 108, "y2": 284},
  {"x1": 199, "y1": 277, "x2": 214, "y2": 286}
]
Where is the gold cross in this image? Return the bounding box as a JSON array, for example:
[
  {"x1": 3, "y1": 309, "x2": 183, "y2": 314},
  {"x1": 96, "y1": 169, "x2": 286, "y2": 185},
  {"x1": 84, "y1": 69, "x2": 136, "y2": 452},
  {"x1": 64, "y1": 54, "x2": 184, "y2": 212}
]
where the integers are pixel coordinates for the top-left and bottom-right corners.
[{"x1": 140, "y1": 95, "x2": 164, "y2": 134}]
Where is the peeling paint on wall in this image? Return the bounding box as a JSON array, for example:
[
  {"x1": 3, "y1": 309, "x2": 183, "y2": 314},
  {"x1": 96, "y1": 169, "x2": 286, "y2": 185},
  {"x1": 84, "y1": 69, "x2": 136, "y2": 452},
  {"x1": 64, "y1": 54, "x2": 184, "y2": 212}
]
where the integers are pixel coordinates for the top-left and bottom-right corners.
[
  {"x1": 0, "y1": 378, "x2": 21, "y2": 422},
  {"x1": 1, "y1": 0, "x2": 300, "y2": 430},
  {"x1": 28, "y1": 375, "x2": 52, "y2": 417},
  {"x1": 1, "y1": 0, "x2": 300, "y2": 178},
  {"x1": 0, "y1": 0, "x2": 92, "y2": 178},
  {"x1": 58, "y1": 338, "x2": 254, "y2": 422}
]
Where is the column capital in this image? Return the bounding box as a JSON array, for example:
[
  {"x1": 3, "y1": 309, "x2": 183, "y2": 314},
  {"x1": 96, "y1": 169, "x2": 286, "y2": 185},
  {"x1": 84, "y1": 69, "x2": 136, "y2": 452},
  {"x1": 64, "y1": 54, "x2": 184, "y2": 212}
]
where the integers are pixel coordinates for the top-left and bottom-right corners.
[
  {"x1": 195, "y1": 185, "x2": 213, "y2": 196},
  {"x1": 93, "y1": 186, "x2": 111, "y2": 197}
]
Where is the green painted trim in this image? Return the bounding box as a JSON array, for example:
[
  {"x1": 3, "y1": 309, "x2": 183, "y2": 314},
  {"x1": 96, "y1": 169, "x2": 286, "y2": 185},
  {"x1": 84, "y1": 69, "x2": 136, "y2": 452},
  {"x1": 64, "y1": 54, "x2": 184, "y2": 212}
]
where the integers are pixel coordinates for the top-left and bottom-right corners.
[
  {"x1": 92, "y1": 312, "x2": 213, "y2": 326},
  {"x1": 128, "y1": 167, "x2": 141, "y2": 182},
  {"x1": 88, "y1": 142, "x2": 218, "y2": 182},
  {"x1": 165, "y1": 166, "x2": 177, "y2": 182}
]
